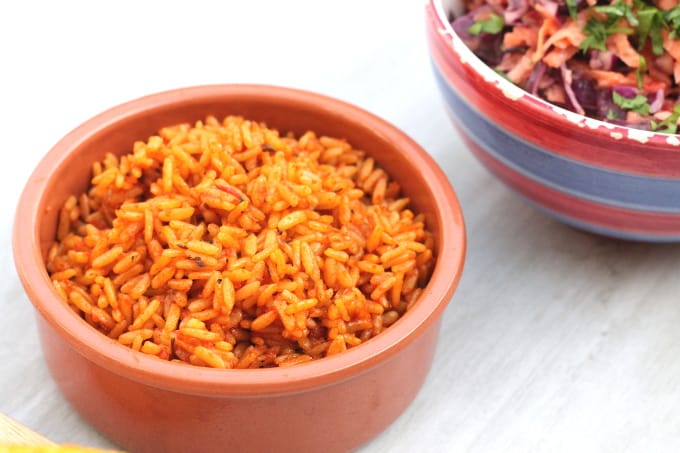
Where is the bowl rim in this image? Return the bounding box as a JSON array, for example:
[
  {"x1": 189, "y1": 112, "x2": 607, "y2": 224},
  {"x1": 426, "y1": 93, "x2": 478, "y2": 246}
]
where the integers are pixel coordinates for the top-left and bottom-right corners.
[
  {"x1": 13, "y1": 83, "x2": 466, "y2": 396},
  {"x1": 428, "y1": 0, "x2": 680, "y2": 149}
]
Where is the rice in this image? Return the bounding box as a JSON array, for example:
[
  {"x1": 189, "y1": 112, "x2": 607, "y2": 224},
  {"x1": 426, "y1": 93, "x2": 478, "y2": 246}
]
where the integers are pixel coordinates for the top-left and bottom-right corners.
[{"x1": 46, "y1": 115, "x2": 435, "y2": 369}]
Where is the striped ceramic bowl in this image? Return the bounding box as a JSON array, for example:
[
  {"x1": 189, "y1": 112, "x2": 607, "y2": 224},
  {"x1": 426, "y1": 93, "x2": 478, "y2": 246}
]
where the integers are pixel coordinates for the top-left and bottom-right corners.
[{"x1": 427, "y1": 0, "x2": 680, "y2": 241}]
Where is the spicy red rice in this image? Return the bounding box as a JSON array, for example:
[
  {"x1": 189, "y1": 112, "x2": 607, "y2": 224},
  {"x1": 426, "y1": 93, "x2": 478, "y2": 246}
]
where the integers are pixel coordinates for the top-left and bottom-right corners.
[{"x1": 46, "y1": 115, "x2": 435, "y2": 368}]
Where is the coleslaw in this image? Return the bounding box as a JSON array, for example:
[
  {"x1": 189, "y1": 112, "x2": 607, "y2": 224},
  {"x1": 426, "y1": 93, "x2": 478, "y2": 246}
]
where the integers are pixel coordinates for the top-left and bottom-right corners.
[{"x1": 452, "y1": 0, "x2": 680, "y2": 133}]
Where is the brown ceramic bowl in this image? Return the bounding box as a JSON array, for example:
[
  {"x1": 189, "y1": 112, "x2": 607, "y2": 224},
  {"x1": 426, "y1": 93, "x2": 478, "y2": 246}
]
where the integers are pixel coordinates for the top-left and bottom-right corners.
[{"x1": 13, "y1": 84, "x2": 465, "y2": 453}]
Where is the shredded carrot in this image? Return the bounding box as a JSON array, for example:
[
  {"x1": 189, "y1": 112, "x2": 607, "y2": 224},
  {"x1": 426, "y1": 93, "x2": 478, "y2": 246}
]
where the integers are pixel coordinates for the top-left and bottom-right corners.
[
  {"x1": 533, "y1": 20, "x2": 585, "y2": 64},
  {"x1": 608, "y1": 33, "x2": 641, "y2": 68},
  {"x1": 533, "y1": 18, "x2": 561, "y2": 63},
  {"x1": 543, "y1": 47, "x2": 580, "y2": 68},
  {"x1": 584, "y1": 69, "x2": 637, "y2": 87},
  {"x1": 456, "y1": 0, "x2": 680, "y2": 132},
  {"x1": 544, "y1": 85, "x2": 567, "y2": 104},
  {"x1": 673, "y1": 61, "x2": 680, "y2": 85},
  {"x1": 506, "y1": 52, "x2": 535, "y2": 84},
  {"x1": 655, "y1": 0, "x2": 677, "y2": 11},
  {"x1": 663, "y1": 32, "x2": 680, "y2": 60},
  {"x1": 503, "y1": 26, "x2": 538, "y2": 49}
]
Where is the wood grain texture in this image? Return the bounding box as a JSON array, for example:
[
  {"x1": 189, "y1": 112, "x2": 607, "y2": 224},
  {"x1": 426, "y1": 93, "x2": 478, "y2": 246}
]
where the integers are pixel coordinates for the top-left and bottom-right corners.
[
  {"x1": 2, "y1": 1, "x2": 680, "y2": 453},
  {"x1": 0, "y1": 413, "x2": 55, "y2": 446}
]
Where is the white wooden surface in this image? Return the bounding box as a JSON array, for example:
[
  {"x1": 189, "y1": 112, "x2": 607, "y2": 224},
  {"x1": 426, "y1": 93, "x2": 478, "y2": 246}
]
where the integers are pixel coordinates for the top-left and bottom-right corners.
[{"x1": 2, "y1": 2, "x2": 680, "y2": 452}]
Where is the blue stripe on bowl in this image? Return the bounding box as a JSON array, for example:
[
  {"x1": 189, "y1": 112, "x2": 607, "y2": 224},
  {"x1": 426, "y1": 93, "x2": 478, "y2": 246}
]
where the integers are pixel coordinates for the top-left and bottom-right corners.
[{"x1": 431, "y1": 61, "x2": 680, "y2": 213}]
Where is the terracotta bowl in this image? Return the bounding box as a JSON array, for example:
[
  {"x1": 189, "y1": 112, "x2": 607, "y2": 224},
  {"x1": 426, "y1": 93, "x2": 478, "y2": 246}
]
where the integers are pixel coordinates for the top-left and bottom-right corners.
[
  {"x1": 13, "y1": 85, "x2": 465, "y2": 453},
  {"x1": 427, "y1": 0, "x2": 680, "y2": 241}
]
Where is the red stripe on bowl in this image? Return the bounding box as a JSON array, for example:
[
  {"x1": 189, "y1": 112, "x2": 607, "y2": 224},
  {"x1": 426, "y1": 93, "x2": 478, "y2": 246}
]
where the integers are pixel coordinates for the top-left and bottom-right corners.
[{"x1": 426, "y1": 4, "x2": 680, "y2": 178}]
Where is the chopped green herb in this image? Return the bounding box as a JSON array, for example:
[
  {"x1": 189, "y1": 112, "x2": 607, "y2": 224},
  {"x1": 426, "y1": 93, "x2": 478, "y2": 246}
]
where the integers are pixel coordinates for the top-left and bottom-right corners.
[
  {"x1": 636, "y1": 1, "x2": 666, "y2": 54},
  {"x1": 612, "y1": 91, "x2": 650, "y2": 116},
  {"x1": 595, "y1": 1, "x2": 638, "y2": 26},
  {"x1": 468, "y1": 13, "x2": 504, "y2": 36},
  {"x1": 580, "y1": 18, "x2": 633, "y2": 52},
  {"x1": 458, "y1": 0, "x2": 680, "y2": 134},
  {"x1": 651, "y1": 105, "x2": 680, "y2": 134},
  {"x1": 666, "y1": 5, "x2": 680, "y2": 40},
  {"x1": 580, "y1": 20, "x2": 609, "y2": 52},
  {"x1": 636, "y1": 55, "x2": 647, "y2": 89},
  {"x1": 566, "y1": 0, "x2": 579, "y2": 21},
  {"x1": 494, "y1": 69, "x2": 510, "y2": 81}
]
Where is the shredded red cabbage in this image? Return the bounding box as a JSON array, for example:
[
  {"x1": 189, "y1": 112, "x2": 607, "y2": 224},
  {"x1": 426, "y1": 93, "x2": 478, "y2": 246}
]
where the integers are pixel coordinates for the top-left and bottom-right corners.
[{"x1": 451, "y1": 0, "x2": 680, "y2": 133}]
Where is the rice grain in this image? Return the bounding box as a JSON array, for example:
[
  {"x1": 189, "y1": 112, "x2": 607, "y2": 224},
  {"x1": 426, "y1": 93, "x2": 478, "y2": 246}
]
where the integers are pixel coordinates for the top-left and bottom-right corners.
[{"x1": 46, "y1": 115, "x2": 435, "y2": 368}]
